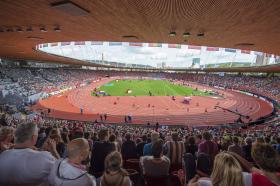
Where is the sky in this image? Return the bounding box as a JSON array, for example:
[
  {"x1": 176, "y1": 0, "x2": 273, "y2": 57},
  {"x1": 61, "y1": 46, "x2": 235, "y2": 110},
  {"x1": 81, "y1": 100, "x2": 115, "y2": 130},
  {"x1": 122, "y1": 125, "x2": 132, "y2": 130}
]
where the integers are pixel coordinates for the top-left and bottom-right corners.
[{"x1": 39, "y1": 41, "x2": 276, "y2": 68}]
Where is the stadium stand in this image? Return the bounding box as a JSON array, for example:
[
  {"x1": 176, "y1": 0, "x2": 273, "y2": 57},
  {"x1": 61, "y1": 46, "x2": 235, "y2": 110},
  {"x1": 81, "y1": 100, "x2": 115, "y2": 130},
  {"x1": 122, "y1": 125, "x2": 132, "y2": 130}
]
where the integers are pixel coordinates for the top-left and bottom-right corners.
[{"x1": 1, "y1": 0, "x2": 280, "y2": 185}]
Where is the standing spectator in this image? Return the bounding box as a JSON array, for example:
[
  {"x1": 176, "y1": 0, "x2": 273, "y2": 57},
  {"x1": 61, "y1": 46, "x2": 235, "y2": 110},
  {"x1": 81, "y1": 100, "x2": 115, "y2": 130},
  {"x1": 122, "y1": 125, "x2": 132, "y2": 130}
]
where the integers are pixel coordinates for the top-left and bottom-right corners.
[
  {"x1": 101, "y1": 151, "x2": 132, "y2": 186},
  {"x1": 121, "y1": 133, "x2": 137, "y2": 160},
  {"x1": 0, "y1": 122, "x2": 57, "y2": 185},
  {"x1": 221, "y1": 136, "x2": 232, "y2": 151},
  {"x1": 109, "y1": 134, "x2": 120, "y2": 151},
  {"x1": 46, "y1": 128, "x2": 67, "y2": 158},
  {"x1": 228, "y1": 136, "x2": 244, "y2": 157},
  {"x1": 48, "y1": 138, "x2": 96, "y2": 186},
  {"x1": 143, "y1": 132, "x2": 159, "y2": 156},
  {"x1": 242, "y1": 137, "x2": 253, "y2": 162},
  {"x1": 90, "y1": 128, "x2": 116, "y2": 176},
  {"x1": 140, "y1": 139, "x2": 170, "y2": 176},
  {"x1": 163, "y1": 132, "x2": 185, "y2": 168},
  {"x1": 185, "y1": 136, "x2": 198, "y2": 157},
  {"x1": 136, "y1": 135, "x2": 147, "y2": 157},
  {"x1": 198, "y1": 132, "x2": 219, "y2": 162},
  {"x1": 0, "y1": 126, "x2": 14, "y2": 153},
  {"x1": 195, "y1": 134, "x2": 202, "y2": 146}
]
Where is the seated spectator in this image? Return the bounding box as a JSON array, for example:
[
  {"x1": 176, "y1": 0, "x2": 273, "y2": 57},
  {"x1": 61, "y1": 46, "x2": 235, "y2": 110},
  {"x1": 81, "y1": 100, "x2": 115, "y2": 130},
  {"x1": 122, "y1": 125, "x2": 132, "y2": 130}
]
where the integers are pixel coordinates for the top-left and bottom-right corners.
[
  {"x1": 140, "y1": 139, "x2": 170, "y2": 176},
  {"x1": 242, "y1": 137, "x2": 253, "y2": 162},
  {"x1": 188, "y1": 152, "x2": 251, "y2": 186},
  {"x1": 228, "y1": 136, "x2": 244, "y2": 157},
  {"x1": 251, "y1": 143, "x2": 280, "y2": 186},
  {"x1": 0, "y1": 126, "x2": 14, "y2": 153},
  {"x1": 101, "y1": 151, "x2": 132, "y2": 186},
  {"x1": 136, "y1": 135, "x2": 147, "y2": 157},
  {"x1": 48, "y1": 138, "x2": 96, "y2": 186},
  {"x1": 121, "y1": 133, "x2": 137, "y2": 160},
  {"x1": 143, "y1": 132, "x2": 159, "y2": 156},
  {"x1": 164, "y1": 132, "x2": 185, "y2": 168},
  {"x1": 185, "y1": 136, "x2": 198, "y2": 158},
  {"x1": 0, "y1": 122, "x2": 57, "y2": 186},
  {"x1": 90, "y1": 128, "x2": 116, "y2": 176},
  {"x1": 198, "y1": 132, "x2": 219, "y2": 162}
]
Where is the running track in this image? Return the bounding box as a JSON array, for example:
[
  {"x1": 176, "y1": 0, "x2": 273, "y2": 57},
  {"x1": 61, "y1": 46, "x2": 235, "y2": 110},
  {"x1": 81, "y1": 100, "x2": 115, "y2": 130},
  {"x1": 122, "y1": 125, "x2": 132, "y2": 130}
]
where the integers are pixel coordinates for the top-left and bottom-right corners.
[{"x1": 33, "y1": 77, "x2": 274, "y2": 126}]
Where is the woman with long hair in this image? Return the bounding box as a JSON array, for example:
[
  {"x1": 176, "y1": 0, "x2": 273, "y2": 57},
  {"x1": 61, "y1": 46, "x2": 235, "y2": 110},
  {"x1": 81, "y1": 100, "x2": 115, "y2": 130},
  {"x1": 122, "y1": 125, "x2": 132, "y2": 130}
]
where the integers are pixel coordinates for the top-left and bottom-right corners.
[
  {"x1": 188, "y1": 152, "x2": 251, "y2": 186},
  {"x1": 101, "y1": 151, "x2": 131, "y2": 186},
  {"x1": 211, "y1": 152, "x2": 245, "y2": 186}
]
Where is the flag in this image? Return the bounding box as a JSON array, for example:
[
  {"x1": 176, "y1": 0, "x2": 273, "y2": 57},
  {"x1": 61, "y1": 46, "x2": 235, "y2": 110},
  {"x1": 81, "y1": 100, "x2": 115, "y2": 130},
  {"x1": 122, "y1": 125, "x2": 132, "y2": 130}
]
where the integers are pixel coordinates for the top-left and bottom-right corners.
[
  {"x1": 91, "y1": 41, "x2": 103, "y2": 45},
  {"x1": 225, "y1": 48, "x2": 236, "y2": 53},
  {"x1": 148, "y1": 43, "x2": 162, "y2": 47},
  {"x1": 241, "y1": 50, "x2": 250, "y2": 54},
  {"x1": 61, "y1": 42, "x2": 71, "y2": 46},
  {"x1": 168, "y1": 44, "x2": 181, "y2": 48},
  {"x1": 74, "y1": 41, "x2": 85, "y2": 45},
  {"x1": 42, "y1": 43, "x2": 48, "y2": 47},
  {"x1": 188, "y1": 45, "x2": 201, "y2": 50},
  {"x1": 50, "y1": 42, "x2": 58, "y2": 47},
  {"x1": 129, "y1": 42, "x2": 143, "y2": 47},
  {"x1": 206, "y1": 47, "x2": 219, "y2": 51},
  {"x1": 109, "y1": 42, "x2": 122, "y2": 46}
]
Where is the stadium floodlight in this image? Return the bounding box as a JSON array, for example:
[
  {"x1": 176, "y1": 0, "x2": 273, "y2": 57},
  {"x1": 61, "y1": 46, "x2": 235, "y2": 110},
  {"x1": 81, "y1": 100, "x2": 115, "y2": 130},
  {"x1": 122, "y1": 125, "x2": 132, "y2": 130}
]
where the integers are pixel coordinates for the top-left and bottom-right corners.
[{"x1": 169, "y1": 31, "x2": 176, "y2": 37}]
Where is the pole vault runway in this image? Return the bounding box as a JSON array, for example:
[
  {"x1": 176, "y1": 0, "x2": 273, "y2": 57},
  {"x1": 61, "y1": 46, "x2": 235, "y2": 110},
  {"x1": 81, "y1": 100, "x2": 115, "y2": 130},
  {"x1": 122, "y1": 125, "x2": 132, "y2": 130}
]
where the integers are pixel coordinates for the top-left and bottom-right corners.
[{"x1": 33, "y1": 77, "x2": 274, "y2": 126}]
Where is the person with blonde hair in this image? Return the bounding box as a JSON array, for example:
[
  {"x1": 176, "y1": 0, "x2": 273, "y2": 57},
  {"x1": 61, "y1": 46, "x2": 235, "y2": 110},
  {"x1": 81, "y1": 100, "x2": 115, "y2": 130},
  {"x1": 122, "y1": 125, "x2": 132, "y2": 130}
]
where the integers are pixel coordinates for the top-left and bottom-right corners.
[
  {"x1": 101, "y1": 151, "x2": 132, "y2": 186},
  {"x1": 188, "y1": 152, "x2": 251, "y2": 186}
]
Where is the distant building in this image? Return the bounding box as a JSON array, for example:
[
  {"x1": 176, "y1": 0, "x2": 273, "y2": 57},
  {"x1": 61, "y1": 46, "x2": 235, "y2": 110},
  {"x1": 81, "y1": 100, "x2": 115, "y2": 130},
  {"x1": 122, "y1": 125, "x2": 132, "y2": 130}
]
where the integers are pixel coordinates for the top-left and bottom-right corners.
[{"x1": 157, "y1": 62, "x2": 166, "y2": 68}]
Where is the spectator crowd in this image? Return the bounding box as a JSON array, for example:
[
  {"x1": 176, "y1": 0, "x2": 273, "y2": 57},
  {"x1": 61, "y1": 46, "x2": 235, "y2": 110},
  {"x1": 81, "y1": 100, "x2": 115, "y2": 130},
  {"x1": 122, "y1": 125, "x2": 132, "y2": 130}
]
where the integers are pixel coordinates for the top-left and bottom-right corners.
[
  {"x1": 0, "y1": 67, "x2": 280, "y2": 185},
  {"x1": 1, "y1": 67, "x2": 280, "y2": 106},
  {"x1": 0, "y1": 115, "x2": 279, "y2": 186}
]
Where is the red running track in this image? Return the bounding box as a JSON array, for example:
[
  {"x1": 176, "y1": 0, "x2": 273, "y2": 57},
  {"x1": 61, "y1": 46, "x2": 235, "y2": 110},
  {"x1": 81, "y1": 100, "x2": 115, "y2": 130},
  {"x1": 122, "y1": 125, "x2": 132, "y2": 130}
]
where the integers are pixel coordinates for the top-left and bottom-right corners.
[{"x1": 33, "y1": 78, "x2": 274, "y2": 126}]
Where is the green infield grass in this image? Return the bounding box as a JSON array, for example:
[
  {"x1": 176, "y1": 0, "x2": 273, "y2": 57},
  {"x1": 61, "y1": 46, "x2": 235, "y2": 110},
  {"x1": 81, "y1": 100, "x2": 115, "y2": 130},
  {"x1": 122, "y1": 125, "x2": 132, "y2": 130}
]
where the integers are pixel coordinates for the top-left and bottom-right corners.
[{"x1": 92, "y1": 79, "x2": 210, "y2": 97}]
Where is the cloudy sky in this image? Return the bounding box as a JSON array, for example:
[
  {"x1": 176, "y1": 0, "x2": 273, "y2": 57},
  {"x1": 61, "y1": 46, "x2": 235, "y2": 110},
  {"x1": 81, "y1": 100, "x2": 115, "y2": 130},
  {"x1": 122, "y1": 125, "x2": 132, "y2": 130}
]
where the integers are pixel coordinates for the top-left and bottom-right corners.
[{"x1": 40, "y1": 41, "x2": 275, "y2": 68}]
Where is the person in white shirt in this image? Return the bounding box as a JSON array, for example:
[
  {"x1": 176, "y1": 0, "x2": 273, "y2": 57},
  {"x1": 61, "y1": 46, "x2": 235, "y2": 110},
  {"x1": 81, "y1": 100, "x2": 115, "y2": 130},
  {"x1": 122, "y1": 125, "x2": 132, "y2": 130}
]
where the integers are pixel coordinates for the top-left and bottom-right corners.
[
  {"x1": 48, "y1": 138, "x2": 96, "y2": 186},
  {"x1": 0, "y1": 122, "x2": 56, "y2": 186}
]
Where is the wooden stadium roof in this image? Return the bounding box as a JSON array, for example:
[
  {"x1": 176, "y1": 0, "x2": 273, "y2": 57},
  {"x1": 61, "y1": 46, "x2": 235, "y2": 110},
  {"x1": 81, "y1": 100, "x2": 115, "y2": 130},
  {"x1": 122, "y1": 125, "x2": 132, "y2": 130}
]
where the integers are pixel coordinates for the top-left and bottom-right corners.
[{"x1": 0, "y1": 0, "x2": 280, "y2": 72}]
